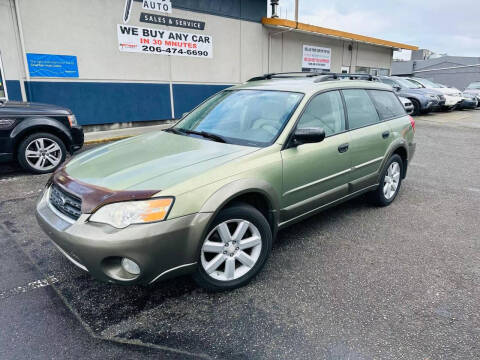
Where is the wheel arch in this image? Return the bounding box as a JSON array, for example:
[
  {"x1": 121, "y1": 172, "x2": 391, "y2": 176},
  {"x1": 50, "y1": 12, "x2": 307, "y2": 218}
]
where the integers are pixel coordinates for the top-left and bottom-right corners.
[
  {"x1": 378, "y1": 141, "x2": 409, "y2": 183},
  {"x1": 11, "y1": 117, "x2": 72, "y2": 156},
  {"x1": 199, "y1": 179, "x2": 280, "y2": 240}
]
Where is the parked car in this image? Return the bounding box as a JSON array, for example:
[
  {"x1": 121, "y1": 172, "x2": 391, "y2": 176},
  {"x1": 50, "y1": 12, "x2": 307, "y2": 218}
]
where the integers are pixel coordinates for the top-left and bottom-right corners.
[
  {"x1": 0, "y1": 100, "x2": 83, "y2": 173},
  {"x1": 406, "y1": 77, "x2": 462, "y2": 111},
  {"x1": 399, "y1": 96, "x2": 414, "y2": 114},
  {"x1": 464, "y1": 82, "x2": 480, "y2": 107},
  {"x1": 378, "y1": 76, "x2": 443, "y2": 115},
  {"x1": 36, "y1": 73, "x2": 415, "y2": 291},
  {"x1": 458, "y1": 92, "x2": 478, "y2": 109}
]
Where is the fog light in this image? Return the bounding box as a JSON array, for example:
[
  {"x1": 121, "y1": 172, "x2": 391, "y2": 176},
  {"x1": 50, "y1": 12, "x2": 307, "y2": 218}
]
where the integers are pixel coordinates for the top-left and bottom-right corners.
[{"x1": 121, "y1": 258, "x2": 140, "y2": 275}]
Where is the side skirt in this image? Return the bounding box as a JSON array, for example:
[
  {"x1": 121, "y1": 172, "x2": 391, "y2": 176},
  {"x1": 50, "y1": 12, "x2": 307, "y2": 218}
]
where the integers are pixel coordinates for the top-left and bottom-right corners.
[{"x1": 277, "y1": 184, "x2": 378, "y2": 230}]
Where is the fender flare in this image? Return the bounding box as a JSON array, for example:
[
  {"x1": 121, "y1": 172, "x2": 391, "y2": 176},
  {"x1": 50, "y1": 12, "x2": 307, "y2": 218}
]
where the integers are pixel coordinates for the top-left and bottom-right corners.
[
  {"x1": 10, "y1": 117, "x2": 72, "y2": 145},
  {"x1": 198, "y1": 178, "x2": 281, "y2": 241},
  {"x1": 377, "y1": 139, "x2": 409, "y2": 183}
]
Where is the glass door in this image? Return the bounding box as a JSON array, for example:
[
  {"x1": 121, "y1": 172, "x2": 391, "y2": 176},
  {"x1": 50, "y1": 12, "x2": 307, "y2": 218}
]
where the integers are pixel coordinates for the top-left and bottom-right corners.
[{"x1": 0, "y1": 52, "x2": 8, "y2": 101}]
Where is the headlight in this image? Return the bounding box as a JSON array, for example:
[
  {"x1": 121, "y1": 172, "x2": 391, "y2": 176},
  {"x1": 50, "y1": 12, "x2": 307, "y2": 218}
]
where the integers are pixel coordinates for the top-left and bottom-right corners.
[
  {"x1": 67, "y1": 114, "x2": 77, "y2": 126},
  {"x1": 89, "y1": 197, "x2": 174, "y2": 228}
]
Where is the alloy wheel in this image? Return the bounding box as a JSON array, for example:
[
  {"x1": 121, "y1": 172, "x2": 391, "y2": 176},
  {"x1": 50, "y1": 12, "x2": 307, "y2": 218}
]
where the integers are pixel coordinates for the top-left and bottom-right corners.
[
  {"x1": 383, "y1": 161, "x2": 401, "y2": 200},
  {"x1": 25, "y1": 138, "x2": 62, "y2": 171},
  {"x1": 201, "y1": 219, "x2": 262, "y2": 281}
]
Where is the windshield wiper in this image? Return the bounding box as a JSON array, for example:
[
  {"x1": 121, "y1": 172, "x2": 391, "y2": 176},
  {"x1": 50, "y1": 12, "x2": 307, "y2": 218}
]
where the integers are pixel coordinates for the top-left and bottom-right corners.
[
  {"x1": 183, "y1": 129, "x2": 226, "y2": 143},
  {"x1": 164, "y1": 127, "x2": 183, "y2": 135}
]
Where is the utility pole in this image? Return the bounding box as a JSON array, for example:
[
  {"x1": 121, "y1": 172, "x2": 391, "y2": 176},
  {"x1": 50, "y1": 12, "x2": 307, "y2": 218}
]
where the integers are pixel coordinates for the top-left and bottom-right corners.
[{"x1": 295, "y1": 0, "x2": 299, "y2": 22}]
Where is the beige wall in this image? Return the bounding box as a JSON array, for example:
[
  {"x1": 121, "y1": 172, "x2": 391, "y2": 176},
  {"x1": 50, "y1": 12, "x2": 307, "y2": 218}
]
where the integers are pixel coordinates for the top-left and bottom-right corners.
[
  {"x1": 265, "y1": 28, "x2": 393, "y2": 74},
  {"x1": 15, "y1": 0, "x2": 266, "y2": 84}
]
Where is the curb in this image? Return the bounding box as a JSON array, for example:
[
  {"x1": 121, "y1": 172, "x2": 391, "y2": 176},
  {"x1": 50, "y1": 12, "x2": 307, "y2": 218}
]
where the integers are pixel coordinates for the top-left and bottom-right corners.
[{"x1": 84, "y1": 135, "x2": 132, "y2": 145}]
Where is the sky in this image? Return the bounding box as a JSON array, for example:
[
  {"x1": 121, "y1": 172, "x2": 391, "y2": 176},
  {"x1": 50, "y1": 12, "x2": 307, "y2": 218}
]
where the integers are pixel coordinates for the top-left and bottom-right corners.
[{"x1": 267, "y1": 0, "x2": 480, "y2": 60}]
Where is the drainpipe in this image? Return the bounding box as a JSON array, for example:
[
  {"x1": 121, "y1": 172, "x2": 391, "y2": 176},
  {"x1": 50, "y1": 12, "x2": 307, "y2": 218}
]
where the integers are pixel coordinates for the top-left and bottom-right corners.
[{"x1": 13, "y1": 0, "x2": 30, "y2": 101}]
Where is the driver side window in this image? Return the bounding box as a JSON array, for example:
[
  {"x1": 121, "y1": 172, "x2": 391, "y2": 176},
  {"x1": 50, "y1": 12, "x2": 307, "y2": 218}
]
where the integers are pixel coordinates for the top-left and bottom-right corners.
[{"x1": 297, "y1": 90, "x2": 346, "y2": 137}]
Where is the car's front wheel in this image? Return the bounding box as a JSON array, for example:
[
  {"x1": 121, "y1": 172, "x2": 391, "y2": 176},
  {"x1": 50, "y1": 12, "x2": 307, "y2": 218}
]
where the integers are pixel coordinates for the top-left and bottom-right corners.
[
  {"x1": 17, "y1": 132, "x2": 66, "y2": 174},
  {"x1": 193, "y1": 203, "x2": 272, "y2": 291},
  {"x1": 368, "y1": 154, "x2": 403, "y2": 206}
]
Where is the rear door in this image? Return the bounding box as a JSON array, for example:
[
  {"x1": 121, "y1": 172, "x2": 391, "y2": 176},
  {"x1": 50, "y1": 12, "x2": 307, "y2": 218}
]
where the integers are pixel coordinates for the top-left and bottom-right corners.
[
  {"x1": 281, "y1": 90, "x2": 352, "y2": 223},
  {"x1": 342, "y1": 89, "x2": 392, "y2": 192}
]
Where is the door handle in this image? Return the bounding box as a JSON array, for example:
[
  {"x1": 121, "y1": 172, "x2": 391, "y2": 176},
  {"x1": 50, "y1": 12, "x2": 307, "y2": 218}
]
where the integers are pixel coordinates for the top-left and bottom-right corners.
[
  {"x1": 338, "y1": 143, "x2": 349, "y2": 153},
  {"x1": 382, "y1": 131, "x2": 390, "y2": 139}
]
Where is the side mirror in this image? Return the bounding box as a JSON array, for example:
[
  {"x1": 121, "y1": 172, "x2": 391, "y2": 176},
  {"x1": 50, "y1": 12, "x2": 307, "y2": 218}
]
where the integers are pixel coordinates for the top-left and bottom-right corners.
[
  {"x1": 393, "y1": 85, "x2": 401, "y2": 92},
  {"x1": 182, "y1": 112, "x2": 189, "y2": 118},
  {"x1": 292, "y1": 127, "x2": 325, "y2": 146}
]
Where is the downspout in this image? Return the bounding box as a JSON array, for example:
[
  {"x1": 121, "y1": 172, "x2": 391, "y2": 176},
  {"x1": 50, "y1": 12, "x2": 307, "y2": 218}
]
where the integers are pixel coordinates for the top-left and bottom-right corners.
[{"x1": 13, "y1": 0, "x2": 30, "y2": 101}]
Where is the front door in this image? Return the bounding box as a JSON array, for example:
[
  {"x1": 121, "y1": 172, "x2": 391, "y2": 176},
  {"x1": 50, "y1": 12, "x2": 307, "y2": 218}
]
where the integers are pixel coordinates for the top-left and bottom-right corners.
[{"x1": 281, "y1": 90, "x2": 352, "y2": 224}]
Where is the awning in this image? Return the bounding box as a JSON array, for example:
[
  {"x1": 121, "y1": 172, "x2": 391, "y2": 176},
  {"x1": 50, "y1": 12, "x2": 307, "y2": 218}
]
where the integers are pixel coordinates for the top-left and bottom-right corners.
[{"x1": 262, "y1": 17, "x2": 418, "y2": 51}]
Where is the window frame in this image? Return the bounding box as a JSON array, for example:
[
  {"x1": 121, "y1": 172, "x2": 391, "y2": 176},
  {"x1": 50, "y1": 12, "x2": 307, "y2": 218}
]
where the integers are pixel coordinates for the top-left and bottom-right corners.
[
  {"x1": 173, "y1": 88, "x2": 305, "y2": 148},
  {"x1": 366, "y1": 89, "x2": 407, "y2": 121},
  {"x1": 295, "y1": 89, "x2": 348, "y2": 139}
]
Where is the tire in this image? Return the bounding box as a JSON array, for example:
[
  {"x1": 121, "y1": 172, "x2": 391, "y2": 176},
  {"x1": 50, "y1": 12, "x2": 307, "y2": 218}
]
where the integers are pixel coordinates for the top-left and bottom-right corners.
[
  {"x1": 193, "y1": 203, "x2": 272, "y2": 291},
  {"x1": 17, "y1": 132, "x2": 67, "y2": 174},
  {"x1": 368, "y1": 154, "x2": 403, "y2": 207},
  {"x1": 410, "y1": 99, "x2": 421, "y2": 116}
]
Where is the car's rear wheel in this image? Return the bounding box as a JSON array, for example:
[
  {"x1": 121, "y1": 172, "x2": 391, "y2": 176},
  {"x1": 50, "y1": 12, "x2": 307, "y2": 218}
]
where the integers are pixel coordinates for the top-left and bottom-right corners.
[
  {"x1": 193, "y1": 203, "x2": 272, "y2": 291},
  {"x1": 368, "y1": 154, "x2": 403, "y2": 206},
  {"x1": 17, "y1": 132, "x2": 66, "y2": 174}
]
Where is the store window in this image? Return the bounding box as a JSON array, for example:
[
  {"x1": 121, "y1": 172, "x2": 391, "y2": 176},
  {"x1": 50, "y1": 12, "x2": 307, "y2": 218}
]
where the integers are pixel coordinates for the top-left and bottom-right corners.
[{"x1": 355, "y1": 66, "x2": 389, "y2": 76}]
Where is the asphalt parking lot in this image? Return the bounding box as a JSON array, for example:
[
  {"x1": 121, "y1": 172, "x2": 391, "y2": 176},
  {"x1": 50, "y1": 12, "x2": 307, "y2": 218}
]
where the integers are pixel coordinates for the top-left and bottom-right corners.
[{"x1": 1, "y1": 110, "x2": 479, "y2": 359}]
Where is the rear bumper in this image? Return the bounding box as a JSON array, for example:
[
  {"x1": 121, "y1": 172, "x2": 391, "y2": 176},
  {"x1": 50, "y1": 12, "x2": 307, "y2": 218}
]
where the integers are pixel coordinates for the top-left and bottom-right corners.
[{"x1": 36, "y1": 188, "x2": 212, "y2": 285}]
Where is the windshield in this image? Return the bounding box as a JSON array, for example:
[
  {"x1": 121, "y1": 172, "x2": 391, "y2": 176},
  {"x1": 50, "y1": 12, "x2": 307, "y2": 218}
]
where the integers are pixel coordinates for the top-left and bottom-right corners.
[
  {"x1": 410, "y1": 78, "x2": 439, "y2": 89},
  {"x1": 395, "y1": 78, "x2": 422, "y2": 89},
  {"x1": 467, "y1": 82, "x2": 480, "y2": 89},
  {"x1": 174, "y1": 90, "x2": 303, "y2": 147}
]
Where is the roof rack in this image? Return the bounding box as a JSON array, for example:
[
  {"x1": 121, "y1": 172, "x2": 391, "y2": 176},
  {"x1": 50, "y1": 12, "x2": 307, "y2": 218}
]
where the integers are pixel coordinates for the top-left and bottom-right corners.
[
  {"x1": 247, "y1": 71, "x2": 327, "y2": 82},
  {"x1": 314, "y1": 73, "x2": 380, "y2": 82},
  {"x1": 247, "y1": 72, "x2": 380, "y2": 83}
]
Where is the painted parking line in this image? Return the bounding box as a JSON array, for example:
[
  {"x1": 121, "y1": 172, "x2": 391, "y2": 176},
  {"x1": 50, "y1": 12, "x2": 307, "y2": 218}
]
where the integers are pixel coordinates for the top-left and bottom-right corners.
[{"x1": 0, "y1": 275, "x2": 59, "y2": 300}]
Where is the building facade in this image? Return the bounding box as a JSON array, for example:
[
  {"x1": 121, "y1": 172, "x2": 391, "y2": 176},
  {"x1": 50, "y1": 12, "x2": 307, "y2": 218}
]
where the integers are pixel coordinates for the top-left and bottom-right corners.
[
  {"x1": 392, "y1": 55, "x2": 480, "y2": 90},
  {"x1": 1, "y1": 0, "x2": 416, "y2": 126}
]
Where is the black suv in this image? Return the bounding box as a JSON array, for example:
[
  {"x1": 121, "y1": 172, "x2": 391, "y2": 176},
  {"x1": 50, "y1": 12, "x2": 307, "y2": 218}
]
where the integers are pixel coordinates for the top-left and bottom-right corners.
[{"x1": 0, "y1": 100, "x2": 84, "y2": 173}]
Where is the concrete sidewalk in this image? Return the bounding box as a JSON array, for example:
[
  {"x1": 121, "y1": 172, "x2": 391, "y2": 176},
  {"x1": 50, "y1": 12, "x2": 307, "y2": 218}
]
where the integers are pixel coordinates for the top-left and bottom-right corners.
[{"x1": 84, "y1": 123, "x2": 172, "y2": 144}]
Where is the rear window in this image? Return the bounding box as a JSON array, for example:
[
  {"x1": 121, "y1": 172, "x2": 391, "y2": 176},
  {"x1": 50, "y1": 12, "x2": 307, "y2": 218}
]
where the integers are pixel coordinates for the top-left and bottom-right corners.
[
  {"x1": 368, "y1": 90, "x2": 406, "y2": 120},
  {"x1": 342, "y1": 89, "x2": 380, "y2": 130}
]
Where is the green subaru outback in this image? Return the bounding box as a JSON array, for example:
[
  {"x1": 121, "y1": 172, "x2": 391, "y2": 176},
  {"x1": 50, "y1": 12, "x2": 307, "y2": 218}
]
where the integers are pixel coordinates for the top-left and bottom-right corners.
[{"x1": 36, "y1": 73, "x2": 416, "y2": 291}]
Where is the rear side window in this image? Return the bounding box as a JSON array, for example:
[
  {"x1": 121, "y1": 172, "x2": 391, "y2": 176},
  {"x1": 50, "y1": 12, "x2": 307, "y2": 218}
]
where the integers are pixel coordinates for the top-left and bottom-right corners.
[
  {"x1": 368, "y1": 90, "x2": 406, "y2": 120},
  {"x1": 297, "y1": 90, "x2": 346, "y2": 137},
  {"x1": 342, "y1": 89, "x2": 380, "y2": 130}
]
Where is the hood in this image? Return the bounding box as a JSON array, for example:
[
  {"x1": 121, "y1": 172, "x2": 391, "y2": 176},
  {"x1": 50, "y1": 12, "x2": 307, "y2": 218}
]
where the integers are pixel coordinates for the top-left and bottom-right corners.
[
  {"x1": 398, "y1": 88, "x2": 442, "y2": 97},
  {"x1": 0, "y1": 101, "x2": 72, "y2": 116},
  {"x1": 434, "y1": 87, "x2": 462, "y2": 96},
  {"x1": 464, "y1": 89, "x2": 480, "y2": 95},
  {"x1": 65, "y1": 131, "x2": 258, "y2": 191}
]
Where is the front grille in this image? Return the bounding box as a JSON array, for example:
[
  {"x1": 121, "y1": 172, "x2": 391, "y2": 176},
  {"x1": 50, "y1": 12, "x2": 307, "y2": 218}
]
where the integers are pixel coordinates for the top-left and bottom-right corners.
[{"x1": 49, "y1": 184, "x2": 82, "y2": 220}]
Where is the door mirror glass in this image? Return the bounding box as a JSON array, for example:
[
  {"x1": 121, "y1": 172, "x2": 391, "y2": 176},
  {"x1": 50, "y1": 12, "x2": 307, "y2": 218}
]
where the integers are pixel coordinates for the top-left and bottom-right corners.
[{"x1": 293, "y1": 127, "x2": 325, "y2": 146}]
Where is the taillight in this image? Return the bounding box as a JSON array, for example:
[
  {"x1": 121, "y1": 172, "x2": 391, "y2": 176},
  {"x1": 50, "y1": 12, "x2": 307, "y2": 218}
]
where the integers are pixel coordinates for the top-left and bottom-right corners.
[{"x1": 409, "y1": 115, "x2": 415, "y2": 132}]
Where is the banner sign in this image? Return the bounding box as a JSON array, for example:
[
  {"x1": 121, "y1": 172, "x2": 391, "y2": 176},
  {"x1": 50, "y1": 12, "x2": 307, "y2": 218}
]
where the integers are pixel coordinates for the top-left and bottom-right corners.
[
  {"x1": 117, "y1": 24, "x2": 212, "y2": 58},
  {"x1": 26, "y1": 53, "x2": 79, "y2": 78},
  {"x1": 302, "y1": 45, "x2": 331, "y2": 72},
  {"x1": 140, "y1": 13, "x2": 205, "y2": 30},
  {"x1": 142, "y1": 0, "x2": 172, "y2": 13}
]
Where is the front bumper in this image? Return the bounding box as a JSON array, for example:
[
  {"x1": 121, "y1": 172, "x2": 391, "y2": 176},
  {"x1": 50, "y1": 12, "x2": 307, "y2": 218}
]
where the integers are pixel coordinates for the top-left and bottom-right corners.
[
  {"x1": 70, "y1": 126, "x2": 84, "y2": 153},
  {"x1": 36, "y1": 188, "x2": 211, "y2": 285},
  {"x1": 443, "y1": 96, "x2": 462, "y2": 107}
]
